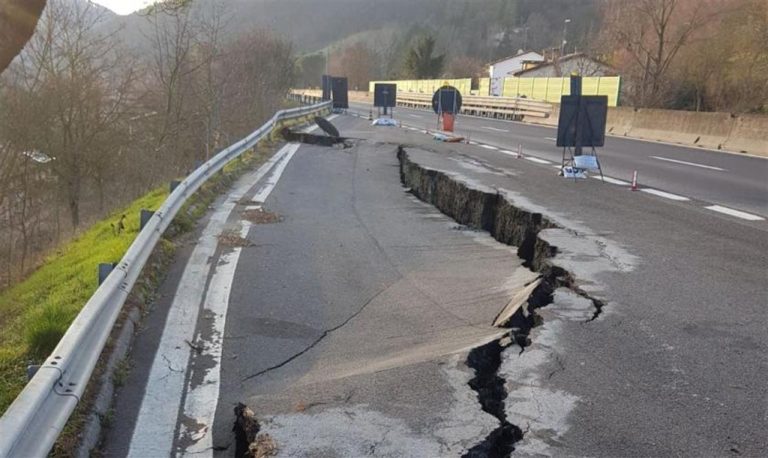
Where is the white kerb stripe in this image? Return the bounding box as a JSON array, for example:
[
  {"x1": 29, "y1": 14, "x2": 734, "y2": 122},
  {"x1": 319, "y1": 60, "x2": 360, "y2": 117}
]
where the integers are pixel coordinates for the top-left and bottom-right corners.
[
  {"x1": 650, "y1": 156, "x2": 726, "y2": 171},
  {"x1": 591, "y1": 175, "x2": 630, "y2": 186},
  {"x1": 640, "y1": 188, "x2": 690, "y2": 201},
  {"x1": 178, "y1": 221, "x2": 251, "y2": 455},
  {"x1": 127, "y1": 144, "x2": 296, "y2": 457},
  {"x1": 482, "y1": 126, "x2": 509, "y2": 132},
  {"x1": 252, "y1": 144, "x2": 301, "y2": 203},
  {"x1": 525, "y1": 157, "x2": 553, "y2": 165},
  {"x1": 705, "y1": 205, "x2": 765, "y2": 221}
]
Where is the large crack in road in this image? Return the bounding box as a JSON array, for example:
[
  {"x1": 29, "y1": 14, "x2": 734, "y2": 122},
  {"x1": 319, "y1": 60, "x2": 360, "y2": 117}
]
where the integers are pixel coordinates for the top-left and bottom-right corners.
[{"x1": 398, "y1": 146, "x2": 609, "y2": 455}]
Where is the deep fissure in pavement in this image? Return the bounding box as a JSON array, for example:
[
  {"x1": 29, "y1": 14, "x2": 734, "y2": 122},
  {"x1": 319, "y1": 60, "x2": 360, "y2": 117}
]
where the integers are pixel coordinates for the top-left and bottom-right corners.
[{"x1": 398, "y1": 147, "x2": 598, "y2": 456}]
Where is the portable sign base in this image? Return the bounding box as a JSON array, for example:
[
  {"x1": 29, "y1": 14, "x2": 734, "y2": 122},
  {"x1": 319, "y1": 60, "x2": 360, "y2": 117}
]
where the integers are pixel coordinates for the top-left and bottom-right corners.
[
  {"x1": 441, "y1": 113, "x2": 456, "y2": 132},
  {"x1": 556, "y1": 76, "x2": 608, "y2": 182},
  {"x1": 432, "y1": 85, "x2": 463, "y2": 134}
]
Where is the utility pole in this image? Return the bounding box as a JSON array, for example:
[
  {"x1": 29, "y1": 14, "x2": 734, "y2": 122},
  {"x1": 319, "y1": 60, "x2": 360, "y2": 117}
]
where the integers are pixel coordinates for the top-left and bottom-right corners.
[{"x1": 561, "y1": 18, "x2": 571, "y2": 57}]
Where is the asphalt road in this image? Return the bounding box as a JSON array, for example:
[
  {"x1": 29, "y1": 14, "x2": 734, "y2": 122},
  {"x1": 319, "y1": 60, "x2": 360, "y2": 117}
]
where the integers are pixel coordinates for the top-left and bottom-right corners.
[
  {"x1": 102, "y1": 114, "x2": 767, "y2": 457},
  {"x1": 349, "y1": 101, "x2": 768, "y2": 217}
]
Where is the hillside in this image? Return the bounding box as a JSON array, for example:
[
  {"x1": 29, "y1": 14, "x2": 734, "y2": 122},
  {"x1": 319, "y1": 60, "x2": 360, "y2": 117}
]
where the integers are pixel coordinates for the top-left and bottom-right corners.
[{"x1": 101, "y1": 0, "x2": 597, "y2": 60}]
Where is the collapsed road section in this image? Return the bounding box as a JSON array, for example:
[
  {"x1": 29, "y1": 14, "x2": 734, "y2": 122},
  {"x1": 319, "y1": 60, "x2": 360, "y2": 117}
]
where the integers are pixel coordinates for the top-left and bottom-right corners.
[{"x1": 398, "y1": 147, "x2": 612, "y2": 456}]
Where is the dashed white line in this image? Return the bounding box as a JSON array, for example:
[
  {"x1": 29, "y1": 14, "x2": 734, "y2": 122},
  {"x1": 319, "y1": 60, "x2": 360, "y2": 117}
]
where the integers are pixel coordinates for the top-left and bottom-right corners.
[
  {"x1": 640, "y1": 188, "x2": 691, "y2": 201},
  {"x1": 705, "y1": 205, "x2": 765, "y2": 221},
  {"x1": 525, "y1": 157, "x2": 554, "y2": 165},
  {"x1": 408, "y1": 113, "x2": 424, "y2": 118},
  {"x1": 482, "y1": 126, "x2": 509, "y2": 132},
  {"x1": 544, "y1": 137, "x2": 558, "y2": 141},
  {"x1": 650, "y1": 156, "x2": 726, "y2": 171},
  {"x1": 468, "y1": 141, "x2": 480, "y2": 145},
  {"x1": 480, "y1": 144, "x2": 499, "y2": 150},
  {"x1": 591, "y1": 176, "x2": 630, "y2": 186}
]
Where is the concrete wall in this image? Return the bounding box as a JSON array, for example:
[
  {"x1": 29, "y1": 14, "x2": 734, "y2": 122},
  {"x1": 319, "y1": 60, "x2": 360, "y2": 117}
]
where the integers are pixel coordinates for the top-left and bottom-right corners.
[{"x1": 531, "y1": 105, "x2": 768, "y2": 157}]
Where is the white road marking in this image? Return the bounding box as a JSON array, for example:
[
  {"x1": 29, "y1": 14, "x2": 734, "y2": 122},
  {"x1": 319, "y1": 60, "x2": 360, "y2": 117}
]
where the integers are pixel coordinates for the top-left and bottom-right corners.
[
  {"x1": 640, "y1": 188, "x2": 691, "y2": 201},
  {"x1": 480, "y1": 144, "x2": 499, "y2": 150},
  {"x1": 127, "y1": 144, "x2": 298, "y2": 457},
  {"x1": 705, "y1": 205, "x2": 765, "y2": 221},
  {"x1": 591, "y1": 176, "x2": 630, "y2": 186},
  {"x1": 482, "y1": 126, "x2": 509, "y2": 133},
  {"x1": 525, "y1": 157, "x2": 554, "y2": 165},
  {"x1": 650, "y1": 156, "x2": 726, "y2": 171},
  {"x1": 544, "y1": 137, "x2": 558, "y2": 141},
  {"x1": 468, "y1": 141, "x2": 480, "y2": 145},
  {"x1": 252, "y1": 144, "x2": 301, "y2": 202},
  {"x1": 499, "y1": 150, "x2": 518, "y2": 156},
  {"x1": 179, "y1": 221, "x2": 250, "y2": 455},
  {"x1": 408, "y1": 113, "x2": 424, "y2": 118}
]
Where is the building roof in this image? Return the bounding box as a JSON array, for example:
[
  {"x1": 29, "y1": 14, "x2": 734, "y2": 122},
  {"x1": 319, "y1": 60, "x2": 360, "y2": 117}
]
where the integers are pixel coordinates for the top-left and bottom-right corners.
[
  {"x1": 488, "y1": 51, "x2": 544, "y2": 67},
  {"x1": 513, "y1": 52, "x2": 615, "y2": 76}
]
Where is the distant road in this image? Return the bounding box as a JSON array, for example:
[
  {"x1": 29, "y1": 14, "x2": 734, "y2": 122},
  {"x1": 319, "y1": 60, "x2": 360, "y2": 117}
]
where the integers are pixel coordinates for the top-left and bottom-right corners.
[{"x1": 350, "y1": 101, "x2": 768, "y2": 217}]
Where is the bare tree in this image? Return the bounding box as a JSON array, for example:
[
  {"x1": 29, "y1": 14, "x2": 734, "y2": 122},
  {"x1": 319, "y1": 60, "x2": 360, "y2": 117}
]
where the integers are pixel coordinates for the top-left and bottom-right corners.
[
  {"x1": 3, "y1": 0, "x2": 135, "y2": 229},
  {"x1": 598, "y1": 0, "x2": 724, "y2": 107}
]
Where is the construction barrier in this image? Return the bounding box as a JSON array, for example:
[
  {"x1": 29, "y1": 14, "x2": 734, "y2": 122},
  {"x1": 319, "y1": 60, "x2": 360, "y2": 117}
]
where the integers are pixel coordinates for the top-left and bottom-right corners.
[
  {"x1": 369, "y1": 79, "x2": 472, "y2": 95},
  {"x1": 501, "y1": 76, "x2": 621, "y2": 106}
]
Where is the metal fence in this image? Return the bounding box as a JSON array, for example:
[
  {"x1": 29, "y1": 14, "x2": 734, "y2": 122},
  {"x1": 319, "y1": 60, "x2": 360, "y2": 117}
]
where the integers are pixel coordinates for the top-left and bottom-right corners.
[{"x1": 0, "y1": 100, "x2": 331, "y2": 458}]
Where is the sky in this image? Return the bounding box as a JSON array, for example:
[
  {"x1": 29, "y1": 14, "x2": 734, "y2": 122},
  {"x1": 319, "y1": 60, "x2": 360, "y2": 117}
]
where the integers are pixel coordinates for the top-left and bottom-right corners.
[{"x1": 90, "y1": 0, "x2": 160, "y2": 15}]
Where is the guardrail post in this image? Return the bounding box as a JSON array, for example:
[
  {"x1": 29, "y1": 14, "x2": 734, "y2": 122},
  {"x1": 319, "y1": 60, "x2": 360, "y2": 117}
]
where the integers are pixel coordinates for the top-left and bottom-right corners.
[
  {"x1": 26, "y1": 365, "x2": 40, "y2": 381},
  {"x1": 98, "y1": 263, "x2": 116, "y2": 285},
  {"x1": 140, "y1": 209, "x2": 155, "y2": 230}
]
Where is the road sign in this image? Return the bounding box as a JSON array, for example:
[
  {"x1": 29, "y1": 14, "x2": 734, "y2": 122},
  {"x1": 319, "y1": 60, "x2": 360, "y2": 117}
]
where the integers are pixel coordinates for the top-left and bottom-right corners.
[
  {"x1": 374, "y1": 83, "x2": 397, "y2": 108},
  {"x1": 321, "y1": 74, "x2": 332, "y2": 101},
  {"x1": 556, "y1": 95, "x2": 608, "y2": 148},
  {"x1": 432, "y1": 85, "x2": 462, "y2": 115},
  {"x1": 331, "y1": 77, "x2": 349, "y2": 109}
]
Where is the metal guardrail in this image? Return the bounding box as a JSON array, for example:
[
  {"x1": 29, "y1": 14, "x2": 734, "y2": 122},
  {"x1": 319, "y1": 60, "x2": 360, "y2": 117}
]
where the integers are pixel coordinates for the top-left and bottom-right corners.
[
  {"x1": 0, "y1": 100, "x2": 331, "y2": 458},
  {"x1": 289, "y1": 89, "x2": 552, "y2": 121},
  {"x1": 397, "y1": 92, "x2": 552, "y2": 120}
]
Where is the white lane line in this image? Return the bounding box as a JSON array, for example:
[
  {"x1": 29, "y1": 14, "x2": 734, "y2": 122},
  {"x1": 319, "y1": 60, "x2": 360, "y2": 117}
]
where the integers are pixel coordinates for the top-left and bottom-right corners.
[
  {"x1": 544, "y1": 137, "x2": 557, "y2": 141},
  {"x1": 591, "y1": 176, "x2": 630, "y2": 186},
  {"x1": 499, "y1": 150, "x2": 517, "y2": 156},
  {"x1": 179, "y1": 221, "x2": 250, "y2": 455},
  {"x1": 127, "y1": 144, "x2": 296, "y2": 457},
  {"x1": 480, "y1": 144, "x2": 499, "y2": 150},
  {"x1": 640, "y1": 188, "x2": 691, "y2": 201},
  {"x1": 468, "y1": 141, "x2": 480, "y2": 145},
  {"x1": 650, "y1": 156, "x2": 726, "y2": 171},
  {"x1": 252, "y1": 144, "x2": 301, "y2": 202},
  {"x1": 705, "y1": 205, "x2": 765, "y2": 221},
  {"x1": 482, "y1": 126, "x2": 509, "y2": 133},
  {"x1": 408, "y1": 113, "x2": 424, "y2": 118},
  {"x1": 525, "y1": 157, "x2": 554, "y2": 165}
]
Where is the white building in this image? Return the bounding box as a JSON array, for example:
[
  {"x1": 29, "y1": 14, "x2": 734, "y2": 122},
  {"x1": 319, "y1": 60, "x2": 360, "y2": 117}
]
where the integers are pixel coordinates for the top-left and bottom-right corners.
[{"x1": 488, "y1": 51, "x2": 544, "y2": 96}]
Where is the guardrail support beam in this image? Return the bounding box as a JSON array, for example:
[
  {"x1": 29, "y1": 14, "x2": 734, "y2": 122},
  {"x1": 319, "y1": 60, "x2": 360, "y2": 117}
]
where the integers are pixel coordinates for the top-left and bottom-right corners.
[{"x1": 140, "y1": 209, "x2": 155, "y2": 230}]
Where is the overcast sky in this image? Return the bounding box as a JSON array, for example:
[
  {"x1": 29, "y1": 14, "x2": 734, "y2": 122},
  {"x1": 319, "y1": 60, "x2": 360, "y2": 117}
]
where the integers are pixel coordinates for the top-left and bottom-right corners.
[{"x1": 90, "y1": 0, "x2": 159, "y2": 15}]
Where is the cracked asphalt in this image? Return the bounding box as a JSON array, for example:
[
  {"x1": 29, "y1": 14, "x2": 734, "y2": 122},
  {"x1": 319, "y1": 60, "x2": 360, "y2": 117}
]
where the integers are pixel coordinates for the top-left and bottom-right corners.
[
  {"x1": 103, "y1": 116, "x2": 540, "y2": 456},
  {"x1": 102, "y1": 113, "x2": 767, "y2": 457}
]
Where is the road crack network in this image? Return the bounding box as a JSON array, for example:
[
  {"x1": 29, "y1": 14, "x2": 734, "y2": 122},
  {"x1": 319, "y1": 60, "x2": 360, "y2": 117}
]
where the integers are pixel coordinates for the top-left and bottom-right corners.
[{"x1": 240, "y1": 285, "x2": 392, "y2": 382}]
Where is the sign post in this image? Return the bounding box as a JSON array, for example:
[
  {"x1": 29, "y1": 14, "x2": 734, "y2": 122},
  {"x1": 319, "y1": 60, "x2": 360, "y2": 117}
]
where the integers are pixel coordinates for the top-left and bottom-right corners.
[{"x1": 556, "y1": 75, "x2": 608, "y2": 180}]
